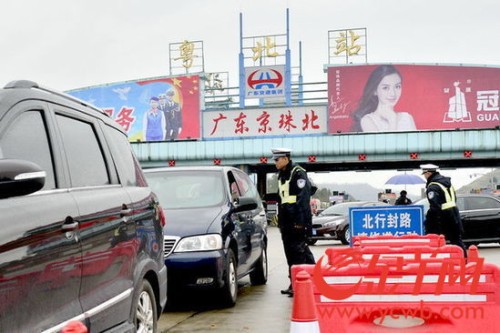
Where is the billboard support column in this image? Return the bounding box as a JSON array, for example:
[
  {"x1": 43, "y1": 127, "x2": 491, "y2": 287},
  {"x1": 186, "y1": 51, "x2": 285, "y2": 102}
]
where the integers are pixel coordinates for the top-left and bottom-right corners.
[
  {"x1": 298, "y1": 41, "x2": 304, "y2": 106},
  {"x1": 285, "y1": 8, "x2": 292, "y2": 106},
  {"x1": 239, "y1": 12, "x2": 245, "y2": 108}
]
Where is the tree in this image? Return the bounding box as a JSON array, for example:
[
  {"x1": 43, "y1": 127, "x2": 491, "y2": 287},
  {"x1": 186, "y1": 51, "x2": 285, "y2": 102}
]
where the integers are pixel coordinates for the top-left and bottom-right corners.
[{"x1": 313, "y1": 187, "x2": 332, "y2": 203}]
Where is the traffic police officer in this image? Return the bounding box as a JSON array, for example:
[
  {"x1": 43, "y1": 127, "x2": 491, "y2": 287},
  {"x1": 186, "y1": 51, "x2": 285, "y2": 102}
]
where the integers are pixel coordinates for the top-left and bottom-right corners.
[
  {"x1": 272, "y1": 148, "x2": 316, "y2": 296},
  {"x1": 421, "y1": 164, "x2": 467, "y2": 256}
]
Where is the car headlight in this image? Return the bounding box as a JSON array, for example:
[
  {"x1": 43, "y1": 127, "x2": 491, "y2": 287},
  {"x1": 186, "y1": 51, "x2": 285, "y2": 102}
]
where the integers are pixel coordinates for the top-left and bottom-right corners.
[{"x1": 174, "y1": 234, "x2": 223, "y2": 252}]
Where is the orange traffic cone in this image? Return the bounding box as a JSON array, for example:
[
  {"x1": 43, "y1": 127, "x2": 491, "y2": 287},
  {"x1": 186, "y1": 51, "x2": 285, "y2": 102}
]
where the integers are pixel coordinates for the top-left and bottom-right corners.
[
  {"x1": 467, "y1": 245, "x2": 479, "y2": 263},
  {"x1": 61, "y1": 321, "x2": 88, "y2": 333},
  {"x1": 290, "y1": 270, "x2": 320, "y2": 333}
]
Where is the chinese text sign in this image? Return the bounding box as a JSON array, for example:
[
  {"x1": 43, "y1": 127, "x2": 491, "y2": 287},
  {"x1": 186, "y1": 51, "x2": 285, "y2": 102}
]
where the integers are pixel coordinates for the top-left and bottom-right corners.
[
  {"x1": 349, "y1": 205, "x2": 424, "y2": 244},
  {"x1": 202, "y1": 106, "x2": 327, "y2": 138}
]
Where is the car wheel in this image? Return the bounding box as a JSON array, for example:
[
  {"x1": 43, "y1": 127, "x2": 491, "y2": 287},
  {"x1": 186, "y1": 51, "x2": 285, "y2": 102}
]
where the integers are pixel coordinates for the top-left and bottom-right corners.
[
  {"x1": 219, "y1": 249, "x2": 238, "y2": 307},
  {"x1": 133, "y1": 280, "x2": 157, "y2": 333},
  {"x1": 339, "y1": 226, "x2": 350, "y2": 245},
  {"x1": 250, "y1": 246, "x2": 268, "y2": 285},
  {"x1": 306, "y1": 238, "x2": 317, "y2": 245}
]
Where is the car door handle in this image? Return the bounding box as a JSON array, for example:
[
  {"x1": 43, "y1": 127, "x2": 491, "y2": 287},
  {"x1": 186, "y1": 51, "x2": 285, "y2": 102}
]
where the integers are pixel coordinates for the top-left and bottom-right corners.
[
  {"x1": 121, "y1": 203, "x2": 133, "y2": 217},
  {"x1": 121, "y1": 208, "x2": 132, "y2": 217},
  {"x1": 62, "y1": 221, "x2": 78, "y2": 231}
]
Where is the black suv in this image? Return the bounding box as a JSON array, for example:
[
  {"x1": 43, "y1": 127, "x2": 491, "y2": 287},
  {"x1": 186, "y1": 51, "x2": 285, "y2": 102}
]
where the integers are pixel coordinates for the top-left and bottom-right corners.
[
  {"x1": 414, "y1": 193, "x2": 500, "y2": 246},
  {"x1": 0, "y1": 81, "x2": 167, "y2": 332}
]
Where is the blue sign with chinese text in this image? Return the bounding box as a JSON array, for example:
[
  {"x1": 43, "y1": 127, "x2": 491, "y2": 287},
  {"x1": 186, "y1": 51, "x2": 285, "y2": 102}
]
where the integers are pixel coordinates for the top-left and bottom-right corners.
[{"x1": 349, "y1": 205, "x2": 424, "y2": 245}]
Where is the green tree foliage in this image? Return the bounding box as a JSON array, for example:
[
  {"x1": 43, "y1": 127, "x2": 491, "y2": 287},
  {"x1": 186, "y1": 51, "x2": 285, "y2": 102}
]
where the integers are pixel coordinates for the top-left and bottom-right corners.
[
  {"x1": 266, "y1": 173, "x2": 278, "y2": 194},
  {"x1": 313, "y1": 187, "x2": 331, "y2": 203}
]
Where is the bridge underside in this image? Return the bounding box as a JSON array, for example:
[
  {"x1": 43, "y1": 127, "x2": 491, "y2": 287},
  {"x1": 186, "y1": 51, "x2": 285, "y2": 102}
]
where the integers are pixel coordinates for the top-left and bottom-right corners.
[
  {"x1": 133, "y1": 128, "x2": 500, "y2": 171},
  {"x1": 133, "y1": 128, "x2": 500, "y2": 195}
]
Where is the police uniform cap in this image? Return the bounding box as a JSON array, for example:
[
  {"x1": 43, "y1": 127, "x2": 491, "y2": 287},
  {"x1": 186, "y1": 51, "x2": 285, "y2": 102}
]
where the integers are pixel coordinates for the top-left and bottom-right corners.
[
  {"x1": 271, "y1": 148, "x2": 292, "y2": 159},
  {"x1": 420, "y1": 163, "x2": 439, "y2": 174}
]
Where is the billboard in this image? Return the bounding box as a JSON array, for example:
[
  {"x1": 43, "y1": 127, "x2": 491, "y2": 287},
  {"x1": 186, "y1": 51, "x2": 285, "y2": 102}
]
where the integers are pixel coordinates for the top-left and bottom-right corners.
[
  {"x1": 202, "y1": 106, "x2": 327, "y2": 139},
  {"x1": 327, "y1": 64, "x2": 500, "y2": 134},
  {"x1": 67, "y1": 75, "x2": 201, "y2": 142}
]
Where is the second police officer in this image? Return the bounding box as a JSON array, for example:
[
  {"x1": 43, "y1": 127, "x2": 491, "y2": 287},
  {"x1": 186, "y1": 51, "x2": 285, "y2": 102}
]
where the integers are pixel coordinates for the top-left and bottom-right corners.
[
  {"x1": 272, "y1": 148, "x2": 316, "y2": 297},
  {"x1": 421, "y1": 163, "x2": 467, "y2": 256}
]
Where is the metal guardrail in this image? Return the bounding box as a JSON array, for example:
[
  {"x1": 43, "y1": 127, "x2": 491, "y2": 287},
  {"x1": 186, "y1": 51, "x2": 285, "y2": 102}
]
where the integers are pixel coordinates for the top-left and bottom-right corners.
[{"x1": 203, "y1": 81, "x2": 328, "y2": 110}]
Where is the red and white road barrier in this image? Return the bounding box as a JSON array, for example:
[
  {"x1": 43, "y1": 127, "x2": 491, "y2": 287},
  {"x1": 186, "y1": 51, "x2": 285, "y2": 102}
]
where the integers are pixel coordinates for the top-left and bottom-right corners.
[{"x1": 290, "y1": 235, "x2": 500, "y2": 333}]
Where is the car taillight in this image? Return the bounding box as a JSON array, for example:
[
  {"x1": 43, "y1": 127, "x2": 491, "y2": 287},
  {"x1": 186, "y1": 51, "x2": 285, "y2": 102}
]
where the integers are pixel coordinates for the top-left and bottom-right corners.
[{"x1": 158, "y1": 205, "x2": 166, "y2": 227}]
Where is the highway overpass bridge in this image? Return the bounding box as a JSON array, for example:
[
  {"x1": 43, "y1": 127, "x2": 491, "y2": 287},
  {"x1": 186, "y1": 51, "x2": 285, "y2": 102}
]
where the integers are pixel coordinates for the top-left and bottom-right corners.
[{"x1": 132, "y1": 127, "x2": 500, "y2": 195}]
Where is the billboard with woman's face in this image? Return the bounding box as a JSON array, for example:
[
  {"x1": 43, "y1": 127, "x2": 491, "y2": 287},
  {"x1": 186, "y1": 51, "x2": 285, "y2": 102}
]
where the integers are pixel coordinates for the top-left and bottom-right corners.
[{"x1": 327, "y1": 64, "x2": 500, "y2": 134}]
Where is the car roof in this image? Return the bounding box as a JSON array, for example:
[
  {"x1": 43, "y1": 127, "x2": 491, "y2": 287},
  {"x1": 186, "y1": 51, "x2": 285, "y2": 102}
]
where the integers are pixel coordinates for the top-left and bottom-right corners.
[
  {"x1": 414, "y1": 193, "x2": 500, "y2": 205},
  {"x1": 456, "y1": 193, "x2": 499, "y2": 198},
  {"x1": 143, "y1": 166, "x2": 240, "y2": 173},
  {"x1": 0, "y1": 80, "x2": 122, "y2": 131},
  {"x1": 331, "y1": 201, "x2": 388, "y2": 206},
  {"x1": 417, "y1": 193, "x2": 499, "y2": 199},
  {"x1": 347, "y1": 201, "x2": 386, "y2": 204}
]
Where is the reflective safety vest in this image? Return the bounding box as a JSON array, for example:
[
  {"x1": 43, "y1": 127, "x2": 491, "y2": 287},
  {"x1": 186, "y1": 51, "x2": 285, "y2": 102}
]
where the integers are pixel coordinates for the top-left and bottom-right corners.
[
  {"x1": 278, "y1": 166, "x2": 305, "y2": 204},
  {"x1": 429, "y1": 182, "x2": 457, "y2": 210}
]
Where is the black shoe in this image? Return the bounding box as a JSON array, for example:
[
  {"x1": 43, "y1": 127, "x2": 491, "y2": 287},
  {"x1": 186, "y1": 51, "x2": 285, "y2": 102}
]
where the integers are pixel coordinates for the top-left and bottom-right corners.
[{"x1": 280, "y1": 286, "x2": 293, "y2": 296}]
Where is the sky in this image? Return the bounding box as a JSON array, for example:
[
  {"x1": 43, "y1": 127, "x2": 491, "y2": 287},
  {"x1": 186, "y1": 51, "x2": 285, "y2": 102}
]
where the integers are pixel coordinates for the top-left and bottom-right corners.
[
  {"x1": 2, "y1": 0, "x2": 500, "y2": 91},
  {"x1": 1, "y1": 0, "x2": 497, "y2": 195}
]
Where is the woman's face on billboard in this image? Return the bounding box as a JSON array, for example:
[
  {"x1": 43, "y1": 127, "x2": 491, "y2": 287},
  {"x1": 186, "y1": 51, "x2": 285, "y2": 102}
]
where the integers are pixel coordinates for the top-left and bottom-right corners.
[{"x1": 376, "y1": 73, "x2": 402, "y2": 108}]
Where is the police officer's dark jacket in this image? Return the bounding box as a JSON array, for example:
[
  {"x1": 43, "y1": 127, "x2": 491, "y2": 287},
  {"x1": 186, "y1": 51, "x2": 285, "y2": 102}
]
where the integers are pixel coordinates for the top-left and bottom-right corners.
[
  {"x1": 425, "y1": 172, "x2": 460, "y2": 226},
  {"x1": 277, "y1": 161, "x2": 313, "y2": 234}
]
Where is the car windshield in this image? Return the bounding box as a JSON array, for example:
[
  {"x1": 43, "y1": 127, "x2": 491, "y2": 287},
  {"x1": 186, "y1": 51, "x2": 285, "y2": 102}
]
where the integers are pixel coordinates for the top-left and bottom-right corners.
[
  {"x1": 145, "y1": 170, "x2": 225, "y2": 209},
  {"x1": 319, "y1": 202, "x2": 366, "y2": 216}
]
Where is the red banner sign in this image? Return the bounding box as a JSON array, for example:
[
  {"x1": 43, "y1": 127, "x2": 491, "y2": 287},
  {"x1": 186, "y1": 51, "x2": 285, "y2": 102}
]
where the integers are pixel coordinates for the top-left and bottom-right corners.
[
  {"x1": 202, "y1": 106, "x2": 327, "y2": 138},
  {"x1": 327, "y1": 64, "x2": 500, "y2": 133}
]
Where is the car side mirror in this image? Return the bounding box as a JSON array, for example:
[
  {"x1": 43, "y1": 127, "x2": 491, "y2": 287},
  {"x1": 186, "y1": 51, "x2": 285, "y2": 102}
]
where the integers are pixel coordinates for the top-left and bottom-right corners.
[
  {"x1": 0, "y1": 159, "x2": 46, "y2": 199},
  {"x1": 233, "y1": 196, "x2": 258, "y2": 213}
]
